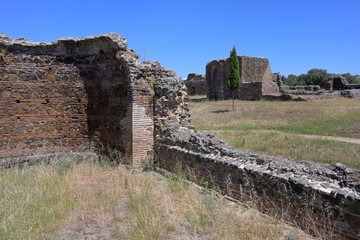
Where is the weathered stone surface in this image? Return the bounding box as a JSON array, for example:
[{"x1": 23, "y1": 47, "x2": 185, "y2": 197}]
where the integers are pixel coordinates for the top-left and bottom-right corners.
[
  {"x1": 2, "y1": 32, "x2": 360, "y2": 239},
  {"x1": 341, "y1": 89, "x2": 360, "y2": 99},
  {"x1": 326, "y1": 75, "x2": 348, "y2": 91},
  {"x1": 326, "y1": 75, "x2": 360, "y2": 91},
  {"x1": 155, "y1": 120, "x2": 360, "y2": 239},
  {"x1": 0, "y1": 32, "x2": 128, "y2": 56},
  {"x1": 0, "y1": 33, "x2": 188, "y2": 167},
  {"x1": 282, "y1": 85, "x2": 321, "y2": 95},
  {"x1": 272, "y1": 72, "x2": 283, "y2": 92},
  {"x1": 0, "y1": 33, "x2": 11, "y2": 41},
  {"x1": 1, "y1": 33, "x2": 132, "y2": 162},
  {"x1": 184, "y1": 73, "x2": 207, "y2": 95},
  {"x1": 271, "y1": 72, "x2": 321, "y2": 98},
  {"x1": 206, "y1": 56, "x2": 281, "y2": 100}
]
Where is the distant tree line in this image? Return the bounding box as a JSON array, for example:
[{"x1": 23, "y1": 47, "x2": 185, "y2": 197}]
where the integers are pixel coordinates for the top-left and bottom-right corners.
[{"x1": 281, "y1": 68, "x2": 360, "y2": 88}]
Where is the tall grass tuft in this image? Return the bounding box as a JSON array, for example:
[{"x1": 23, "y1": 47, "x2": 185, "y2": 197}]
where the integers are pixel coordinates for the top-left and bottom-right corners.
[{"x1": 0, "y1": 155, "x2": 310, "y2": 239}]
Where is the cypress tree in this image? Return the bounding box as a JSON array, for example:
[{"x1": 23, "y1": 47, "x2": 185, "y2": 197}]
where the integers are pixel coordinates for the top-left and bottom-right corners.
[{"x1": 227, "y1": 46, "x2": 241, "y2": 111}]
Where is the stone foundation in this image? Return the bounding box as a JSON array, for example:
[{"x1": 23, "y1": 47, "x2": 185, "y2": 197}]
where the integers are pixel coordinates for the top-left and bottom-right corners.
[
  {"x1": 155, "y1": 123, "x2": 360, "y2": 239},
  {"x1": 282, "y1": 85, "x2": 321, "y2": 95}
]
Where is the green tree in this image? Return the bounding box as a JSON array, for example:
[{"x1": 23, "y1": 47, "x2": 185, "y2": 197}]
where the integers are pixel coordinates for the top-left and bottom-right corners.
[
  {"x1": 305, "y1": 68, "x2": 330, "y2": 87},
  {"x1": 297, "y1": 73, "x2": 307, "y2": 86},
  {"x1": 286, "y1": 74, "x2": 298, "y2": 86},
  {"x1": 341, "y1": 73, "x2": 357, "y2": 83},
  {"x1": 227, "y1": 46, "x2": 241, "y2": 111},
  {"x1": 284, "y1": 69, "x2": 358, "y2": 88}
]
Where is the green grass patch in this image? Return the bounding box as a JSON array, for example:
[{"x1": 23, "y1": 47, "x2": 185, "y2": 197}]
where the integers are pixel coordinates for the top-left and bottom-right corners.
[
  {"x1": 190, "y1": 98, "x2": 360, "y2": 168},
  {"x1": 195, "y1": 110, "x2": 360, "y2": 137},
  {"x1": 0, "y1": 165, "x2": 74, "y2": 239},
  {"x1": 191, "y1": 98, "x2": 360, "y2": 138},
  {"x1": 211, "y1": 130, "x2": 360, "y2": 169}
]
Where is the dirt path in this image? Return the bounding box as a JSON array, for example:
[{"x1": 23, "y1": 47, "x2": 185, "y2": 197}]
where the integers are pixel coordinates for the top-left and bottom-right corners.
[
  {"x1": 209, "y1": 129, "x2": 360, "y2": 144},
  {"x1": 288, "y1": 133, "x2": 360, "y2": 144},
  {"x1": 258, "y1": 130, "x2": 360, "y2": 144}
]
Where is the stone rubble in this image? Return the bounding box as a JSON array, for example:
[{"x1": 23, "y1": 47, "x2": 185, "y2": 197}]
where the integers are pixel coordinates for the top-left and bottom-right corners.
[
  {"x1": 155, "y1": 119, "x2": 360, "y2": 239},
  {"x1": 1, "y1": 32, "x2": 360, "y2": 239}
]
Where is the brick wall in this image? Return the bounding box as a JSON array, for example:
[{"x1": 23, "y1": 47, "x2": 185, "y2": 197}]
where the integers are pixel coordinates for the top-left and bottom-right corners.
[
  {"x1": 206, "y1": 56, "x2": 280, "y2": 100},
  {"x1": 0, "y1": 33, "x2": 156, "y2": 166},
  {"x1": 0, "y1": 53, "x2": 93, "y2": 157}
]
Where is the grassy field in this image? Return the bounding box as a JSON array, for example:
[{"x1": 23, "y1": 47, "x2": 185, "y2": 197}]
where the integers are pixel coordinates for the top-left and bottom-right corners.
[
  {"x1": 0, "y1": 156, "x2": 311, "y2": 240},
  {"x1": 190, "y1": 97, "x2": 360, "y2": 168}
]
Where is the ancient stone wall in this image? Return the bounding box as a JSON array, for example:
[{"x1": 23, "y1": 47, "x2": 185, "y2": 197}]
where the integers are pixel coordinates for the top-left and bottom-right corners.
[
  {"x1": 155, "y1": 122, "x2": 360, "y2": 239},
  {"x1": 2, "y1": 32, "x2": 360, "y2": 239},
  {"x1": 326, "y1": 75, "x2": 360, "y2": 92},
  {"x1": 282, "y1": 85, "x2": 321, "y2": 95},
  {"x1": 184, "y1": 73, "x2": 207, "y2": 96},
  {"x1": 0, "y1": 33, "x2": 163, "y2": 166},
  {"x1": 206, "y1": 56, "x2": 280, "y2": 100}
]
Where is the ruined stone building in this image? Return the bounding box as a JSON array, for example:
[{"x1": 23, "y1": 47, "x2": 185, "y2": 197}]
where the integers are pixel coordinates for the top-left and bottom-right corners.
[
  {"x1": 194, "y1": 59, "x2": 358, "y2": 101},
  {"x1": 184, "y1": 73, "x2": 207, "y2": 95},
  {"x1": 1, "y1": 33, "x2": 359, "y2": 239},
  {"x1": 326, "y1": 75, "x2": 360, "y2": 91},
  {"x1": 0, "y1": 32, "x2": 189, "y2": 167},
  {"x1": 206, "y1": 56, "x2": 281, "y2": 100}
]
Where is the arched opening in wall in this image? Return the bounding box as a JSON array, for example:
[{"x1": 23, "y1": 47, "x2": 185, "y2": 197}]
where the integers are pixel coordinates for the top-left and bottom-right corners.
[{"x1": 192, "y1": 87, "x2": 195, "y2": 95}]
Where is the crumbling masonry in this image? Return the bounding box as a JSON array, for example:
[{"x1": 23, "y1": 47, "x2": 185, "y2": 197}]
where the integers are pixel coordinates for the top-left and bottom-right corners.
[
  {"x1": 0, "y1": 32, "x2": 189, "y2": 167},
  {"x1": 1, "y1": 33, "x2": 359, "y2": 239},
  {"x1": 206, "y1": 56, "x2": 281, "y2": 100},
  {"x1": 206, "y1": 58, "x2": 360, "y2": 101},
  {"x1": 184, "y1": 73, "x2": 207, "y2": 96}
]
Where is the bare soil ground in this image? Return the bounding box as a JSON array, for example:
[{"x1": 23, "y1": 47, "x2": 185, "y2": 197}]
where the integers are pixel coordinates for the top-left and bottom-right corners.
[{"x1": 261, "y1": 130, "x2": 360, "y2": 144}]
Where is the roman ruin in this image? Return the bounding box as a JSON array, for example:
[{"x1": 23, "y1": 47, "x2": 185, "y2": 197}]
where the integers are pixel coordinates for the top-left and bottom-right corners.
[
  {"x1": 0, "y1": 32, "x2": 190, "y2": 167},
  {"x1": 1, "y1": 33, "x2": 359, "y2": 239},
  {"x1": 206, "y1": 56, "x2": 281, "y2": 100},
  {"x1": 184, "y1": 73, "x2": 207, "y2": 96},
  {"x1": 326, "y1": 75, "x2": 360, "y2": 91},
  {"x1": 204, "y1": 57, "x2": 360, "y2": 101}
]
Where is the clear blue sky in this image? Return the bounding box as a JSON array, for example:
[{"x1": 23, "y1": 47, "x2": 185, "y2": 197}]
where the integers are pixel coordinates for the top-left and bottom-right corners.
[{"x1": 2, "y1": 0, "x2": 359, "y2": 78}]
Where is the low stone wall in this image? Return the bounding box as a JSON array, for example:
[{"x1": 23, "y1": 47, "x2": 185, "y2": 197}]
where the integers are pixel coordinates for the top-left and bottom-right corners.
[
  {"x1": 155, "y1": 123, "x2": 360, "y2": 239},
  {"x1": 326, "y1": 75, "x2": 360, "y2": 91},
  {"x1": 282, "y1": 85, "x2": 321, "y2": 95},
  {"x1": 341, "y1": 89, "x2": 360, "y2": 99}
]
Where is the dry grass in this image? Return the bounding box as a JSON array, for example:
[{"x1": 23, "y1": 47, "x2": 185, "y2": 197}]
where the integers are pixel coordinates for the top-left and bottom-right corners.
[
  {"x1": 0, "y1": 156, "x2": 309, "y2": 240},
  {"x1": 191, "y1": 97, "x2": 360, "y2": 137},
  {"x1": 188, "y1": 94, "x2": 207, "y2": 99},
  {"x1": 213, "y1": 130, "x2": 360, "y2": 169},
  {"x1": 190, "y1": 98, "x2": 360, "y2": 168}
]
